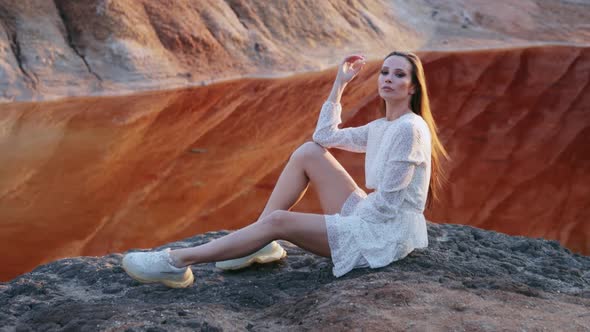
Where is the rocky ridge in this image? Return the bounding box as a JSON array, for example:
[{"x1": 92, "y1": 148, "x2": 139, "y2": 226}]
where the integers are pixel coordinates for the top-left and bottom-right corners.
[
  {"x1": 1, "y1": 222, "x2": 589, "y2": 331},
  {"x1": 1, "y1": 0, "x2": 589, "y2": 102}
]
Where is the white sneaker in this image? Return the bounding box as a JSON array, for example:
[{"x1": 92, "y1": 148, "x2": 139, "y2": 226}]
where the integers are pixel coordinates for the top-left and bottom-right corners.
[
  {"x1": 122, "y1": 248, "x2": 194, "y2": 288},
  {"x1": 215, "y1": 241, "x2": 287, "y2": 270}
]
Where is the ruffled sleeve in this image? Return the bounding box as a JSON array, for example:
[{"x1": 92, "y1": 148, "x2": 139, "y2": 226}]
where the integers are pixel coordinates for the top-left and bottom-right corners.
[
  {"x1": 312, "y1": 101, "x2": 370, "y2": 153},
  {"x1": 353, "y1": 121, "x2": 426, "y2": 222}
]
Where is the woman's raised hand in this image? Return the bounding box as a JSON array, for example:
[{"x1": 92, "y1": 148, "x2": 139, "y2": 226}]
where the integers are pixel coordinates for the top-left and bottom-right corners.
[{"x1": 336, "y1": 54, "x2": 366, "y2": 84}]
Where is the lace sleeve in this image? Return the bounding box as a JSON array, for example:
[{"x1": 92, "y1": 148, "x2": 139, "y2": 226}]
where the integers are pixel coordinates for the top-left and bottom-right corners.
[
  {"x1": 312, "y1": 101, "x2": 370, "y2": 153},
  {"x1": 353, "y1": 122, "x2": 426, "y2": 221}
]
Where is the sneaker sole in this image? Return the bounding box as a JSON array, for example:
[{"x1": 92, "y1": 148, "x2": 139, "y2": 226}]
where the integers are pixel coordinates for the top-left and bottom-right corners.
[
  {"x1": 216, "y1": 243, "x2": 287, "y2": 271},
  {"x1": 122, "y1": 260, "x2": 195, "y2": 288}
]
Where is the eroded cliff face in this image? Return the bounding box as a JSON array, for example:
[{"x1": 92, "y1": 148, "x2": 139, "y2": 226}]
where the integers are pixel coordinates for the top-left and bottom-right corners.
[
  {"x1": 1, "y1": 0, "x2": 589, "y2": 102},
  {"x1": 0, "y1": 0, "x2": 422, "y2": 102},
  {"x1": 0, "y1": 45, "x2": 588, "y2": 281}
]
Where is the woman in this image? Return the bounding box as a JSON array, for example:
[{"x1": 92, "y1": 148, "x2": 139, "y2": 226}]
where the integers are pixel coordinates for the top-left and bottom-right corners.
[{"x1": 122, "y1": 51, "x2": 450, "y2": 288}]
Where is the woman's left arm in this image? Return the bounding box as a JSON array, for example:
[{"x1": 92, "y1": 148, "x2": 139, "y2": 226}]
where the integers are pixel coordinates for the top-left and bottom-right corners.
[{"x1": 353, "y1": 122, "x2": 426, "y2": 221}]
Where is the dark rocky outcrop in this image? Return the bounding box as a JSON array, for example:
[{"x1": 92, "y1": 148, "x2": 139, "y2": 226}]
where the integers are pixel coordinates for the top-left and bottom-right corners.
[{"x1": 2, "y1": 222, "x2": 589, "y2": 331}]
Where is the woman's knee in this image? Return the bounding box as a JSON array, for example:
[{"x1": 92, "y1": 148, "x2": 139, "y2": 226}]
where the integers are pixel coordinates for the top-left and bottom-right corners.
[
  {"x1": 290, "y1": 141, "x2": 327, "y2": 164},
  {"x1": 265, "y1": 210, "x2": 290, "y2": 238}
]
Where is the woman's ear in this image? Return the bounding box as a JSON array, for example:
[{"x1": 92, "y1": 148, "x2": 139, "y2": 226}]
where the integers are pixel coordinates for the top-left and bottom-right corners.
[{"x1": 409, "y1": 84, "x2": 416, "y2": 95}]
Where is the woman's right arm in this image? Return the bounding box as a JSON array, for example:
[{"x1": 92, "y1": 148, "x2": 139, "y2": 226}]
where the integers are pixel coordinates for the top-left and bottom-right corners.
[{"x1": 312, "y1": 55, "x2": 371, "y2": 153}]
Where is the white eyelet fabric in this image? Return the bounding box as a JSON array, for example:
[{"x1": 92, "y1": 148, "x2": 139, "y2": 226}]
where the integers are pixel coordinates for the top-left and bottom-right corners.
[
  {"x1": 314, "y1": 101, "x2": 431, "y2": 278},
  {"x1": 339, "y1": 187, "x2": 367, "y2": 217}
]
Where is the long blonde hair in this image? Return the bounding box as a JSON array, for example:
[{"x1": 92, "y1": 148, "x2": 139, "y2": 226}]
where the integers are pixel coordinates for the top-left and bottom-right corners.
[{"x1": 379, "y1": 51, "x2": 451, "y2": 211}]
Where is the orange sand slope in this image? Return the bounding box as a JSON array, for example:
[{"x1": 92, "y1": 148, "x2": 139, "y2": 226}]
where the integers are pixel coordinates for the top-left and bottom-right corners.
[{"x1": 0, "y1": 45, "x2": 589, "y2": 281}]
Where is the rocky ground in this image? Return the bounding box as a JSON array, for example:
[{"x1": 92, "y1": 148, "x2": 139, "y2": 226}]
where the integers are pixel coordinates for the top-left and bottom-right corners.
[{"x1": 2, "y1": 222, "x2": 589, "y2": 331}]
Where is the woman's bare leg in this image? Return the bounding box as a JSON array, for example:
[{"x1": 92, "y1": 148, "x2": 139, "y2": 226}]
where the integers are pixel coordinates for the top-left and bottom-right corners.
[
  {"x1": 258, "y1": 141, "x2": 360, "y2": 219},
  {"x1": 256, "y1": 146, "x2": 311, "y2": 220},
  {"x1": 169, "y1": 142, "x2": 360, "y2": 267},
  {"x1": 170, "y1": 215, "x2": 278, "y2": 266},
  {"x1": 170, "y1": 211, "x2": 329, "y2": 266}
]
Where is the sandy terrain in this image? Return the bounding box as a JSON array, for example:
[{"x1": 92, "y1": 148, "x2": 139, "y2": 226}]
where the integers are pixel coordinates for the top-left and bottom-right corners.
[
  {"x1": 0, "y1": 0, "x2": 589, "y2": 282},
  {"x1": 1, "y1": 45, "x2": 588, "y2": 282}
]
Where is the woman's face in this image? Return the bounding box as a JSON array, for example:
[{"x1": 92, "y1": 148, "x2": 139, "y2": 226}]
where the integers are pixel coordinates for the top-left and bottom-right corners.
[{"x1": 377, "y1": 55, "x2": 415, "y2": 102}]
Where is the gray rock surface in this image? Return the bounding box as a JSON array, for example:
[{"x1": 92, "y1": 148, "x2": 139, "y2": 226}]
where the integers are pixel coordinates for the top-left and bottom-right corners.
[{"x1": 2, "y1": 222, "x2": 589, "y2": 331}]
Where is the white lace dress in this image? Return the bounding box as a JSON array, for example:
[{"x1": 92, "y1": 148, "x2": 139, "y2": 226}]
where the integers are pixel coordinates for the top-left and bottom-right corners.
[{"x1": 312, "y1": 100, "x2": 431, "y2": 278}]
